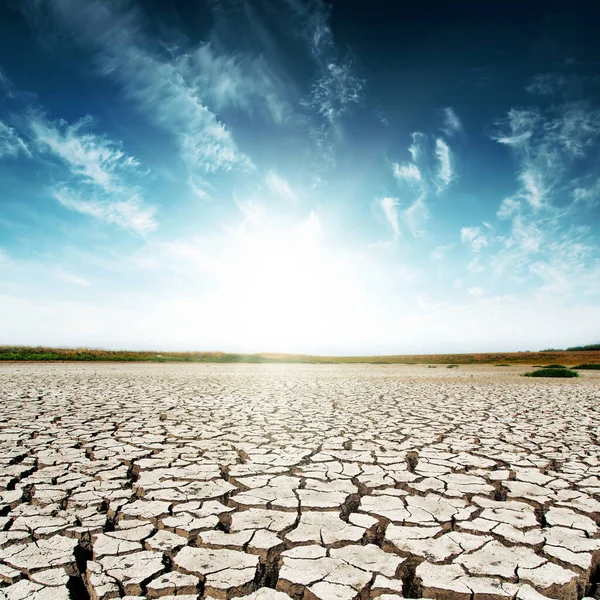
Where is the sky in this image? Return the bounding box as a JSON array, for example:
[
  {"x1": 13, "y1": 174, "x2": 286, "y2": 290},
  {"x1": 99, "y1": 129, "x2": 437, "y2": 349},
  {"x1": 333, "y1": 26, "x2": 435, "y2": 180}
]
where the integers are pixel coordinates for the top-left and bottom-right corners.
[{"x1": 1, "y1": 0, "x2": 600, "y2": 355}]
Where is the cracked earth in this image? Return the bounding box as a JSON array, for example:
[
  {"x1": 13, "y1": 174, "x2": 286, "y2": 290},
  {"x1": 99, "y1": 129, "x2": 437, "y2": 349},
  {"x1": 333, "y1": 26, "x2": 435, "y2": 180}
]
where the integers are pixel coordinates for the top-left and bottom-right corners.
[{"x1": 0, "y1": 363, "x2": 599, "y2": 600}]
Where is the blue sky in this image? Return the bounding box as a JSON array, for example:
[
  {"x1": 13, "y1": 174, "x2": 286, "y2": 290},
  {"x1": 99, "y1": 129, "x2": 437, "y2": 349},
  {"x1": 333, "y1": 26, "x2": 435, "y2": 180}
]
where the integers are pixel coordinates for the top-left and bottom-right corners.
[{"x1": 1, "y1": 0, "x2": 599, "y2": 354}]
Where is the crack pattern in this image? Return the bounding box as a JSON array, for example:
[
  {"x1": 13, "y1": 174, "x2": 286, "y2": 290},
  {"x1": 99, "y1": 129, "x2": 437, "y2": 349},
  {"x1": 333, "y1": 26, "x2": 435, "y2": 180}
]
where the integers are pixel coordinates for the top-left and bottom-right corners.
[{"x1": 0, "y1": 363, "x2": 599, "y2": 600}]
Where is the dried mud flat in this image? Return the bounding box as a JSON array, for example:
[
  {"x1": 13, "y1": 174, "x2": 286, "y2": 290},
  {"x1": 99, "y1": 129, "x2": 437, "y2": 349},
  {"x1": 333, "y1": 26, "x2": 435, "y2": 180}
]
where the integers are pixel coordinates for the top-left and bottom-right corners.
[{"x1": 0, "y1": 363, "x2": 599, "y2": 600}]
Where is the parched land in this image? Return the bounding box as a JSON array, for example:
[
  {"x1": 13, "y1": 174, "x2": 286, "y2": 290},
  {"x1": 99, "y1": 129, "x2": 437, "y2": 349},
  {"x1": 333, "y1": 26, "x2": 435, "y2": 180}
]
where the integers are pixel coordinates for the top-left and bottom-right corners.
[{"x1": 0, "y1": 363, "x2": 599, "y2": 600}]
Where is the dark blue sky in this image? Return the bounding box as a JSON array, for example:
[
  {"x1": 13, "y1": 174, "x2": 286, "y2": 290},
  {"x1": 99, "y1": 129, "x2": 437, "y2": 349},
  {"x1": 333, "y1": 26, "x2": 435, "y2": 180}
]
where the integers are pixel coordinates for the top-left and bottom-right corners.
[{"x1": 0, "y1": 0, "x2": 599, "y2": 353}]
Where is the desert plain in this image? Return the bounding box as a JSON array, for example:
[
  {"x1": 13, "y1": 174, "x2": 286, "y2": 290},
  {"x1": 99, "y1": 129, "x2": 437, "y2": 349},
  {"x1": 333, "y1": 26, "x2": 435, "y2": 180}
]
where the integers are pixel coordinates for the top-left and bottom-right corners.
[{"x1": 0, "y1": 362, "x2": 599, "y2": 600}]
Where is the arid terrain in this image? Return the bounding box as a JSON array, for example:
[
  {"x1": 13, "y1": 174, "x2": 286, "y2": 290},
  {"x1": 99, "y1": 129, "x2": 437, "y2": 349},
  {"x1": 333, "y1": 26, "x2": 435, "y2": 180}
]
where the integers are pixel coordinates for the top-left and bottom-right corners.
[{"x1": 0, "y1": 363, "x2": 599, "y2": 600}]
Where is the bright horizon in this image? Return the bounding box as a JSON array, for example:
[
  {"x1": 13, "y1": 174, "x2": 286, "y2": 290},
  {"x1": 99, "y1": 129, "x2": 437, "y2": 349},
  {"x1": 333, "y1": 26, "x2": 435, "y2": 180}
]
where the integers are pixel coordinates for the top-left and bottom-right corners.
[{"x1": 1, "y1": 1, "x2": 599, "y2": 354}]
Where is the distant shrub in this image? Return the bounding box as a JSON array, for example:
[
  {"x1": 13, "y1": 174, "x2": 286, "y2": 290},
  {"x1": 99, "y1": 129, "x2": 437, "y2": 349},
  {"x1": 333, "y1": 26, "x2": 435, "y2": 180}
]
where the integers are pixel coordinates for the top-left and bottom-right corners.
[
  {"x1": 524, "y1": 368, "x2": 578, "y2": 378},
  {"x1": 540, "y1": 348, "x2": 562, "y2": 352},
  {"x1": 495, "y1": 364, "x2": 510, "y2": 367},
  {"x1": 447, "y1": 364, "x2": 458, "y2": 368},
  {"x1": 566, "y1": 343, "x2": 600, "y2": 351},
  {"x1": 572, "y1": 364, "x2": 600, "y2": 370},
  {"x1": 428, "y1": 365, "x2": 437, "y2": 368},
  {"x1": 542, "y1": 364, "x2": 567, "y2": 369}
]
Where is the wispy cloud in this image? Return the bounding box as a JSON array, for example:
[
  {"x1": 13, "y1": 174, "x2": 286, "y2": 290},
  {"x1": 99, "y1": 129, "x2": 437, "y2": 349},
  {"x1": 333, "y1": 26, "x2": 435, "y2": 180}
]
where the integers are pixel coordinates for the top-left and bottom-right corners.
[
  {"x1": 435, "y1": 138, "x2": 453, "y2": 193},
  {"x1": 56, "y1": 269, "x2": 91, "y2": 287},
  {"x1": 378, "y1": 197, "x2": 401, "y2": 239},
  {"x1": 526, "y1": 74, "x2": 568, "y2": 96},
  {"x1": 573, "y1": 178, "x2": 600, "y2": 207},
  {"x1": 386, "y1": 115, "x2": 457, "y2": 237},
  {"x1": 497, "y1": 197, "x2": 520, "y2": 219},
  {"x1": 54, "y1": 188, "x2": 156, "y2": 235},
  {"x1": 0, "y1": 121, "x2": 30, "y2": 159},
  {"x1": 393, "y1": 162, "x2": 421, "y2": 185},
  {"x1": 182, "y1": 43, "x2": 289, "y2": 125},
  {"x1": 506, "y1": 215, "x2": 543, "y2": 253},
  {"x1": 460, "y1": 226, "x2": 488, "y2": 252},
  {"x1": 305, "y1": 61, "x2": 364, "y2": 124},
  {"x1": 494, "y1": 103, "x2": 600, "y2": 211},
  {"x1": 28, "y1": 0, "x2": 254, "y2": 182},
  {"x1": 286, "y1": 0, "x2": 364, "y2": 174},
  {"x1": 467, "y1": 257, "x2": 485, "y2": 273},
  {"x1": 402, "y1": 193, "x2": 429, "y2": 237},
  {"x1": 490, "y1": 99, "x2": 600, "y2": 289},
  {"x1": 518, "y1": 170, "x2": 544, "y2": 209},
  {"x1": 265, "y1": 170, "x2": 295, "y2": 201},
  {"x1": 442, "y1": 107, "x2": 462, "y2": 136},
  {"x1": 467, "y1": 286, "x2": 484, "y2": 297},
  {"x1": 26, "y1": 111, "x2": 156, "y2": 234},
  {"x1": 30, "y1": 114, "x2": 140, "y2": 191}
]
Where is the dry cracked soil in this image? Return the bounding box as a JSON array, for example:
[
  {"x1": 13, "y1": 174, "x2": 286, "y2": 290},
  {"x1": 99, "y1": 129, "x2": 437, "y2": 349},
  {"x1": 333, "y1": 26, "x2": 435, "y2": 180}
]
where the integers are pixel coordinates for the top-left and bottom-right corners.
[{"x1": 0, "y1": 362, "x2": 599, "y2": 600}]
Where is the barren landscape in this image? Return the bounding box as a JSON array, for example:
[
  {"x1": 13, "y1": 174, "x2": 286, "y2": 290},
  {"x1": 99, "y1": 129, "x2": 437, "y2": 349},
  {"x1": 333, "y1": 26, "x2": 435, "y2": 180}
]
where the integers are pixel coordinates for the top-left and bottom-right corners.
[{"x1": 0, "y1": 363, "x2": 599, "y2": 600}]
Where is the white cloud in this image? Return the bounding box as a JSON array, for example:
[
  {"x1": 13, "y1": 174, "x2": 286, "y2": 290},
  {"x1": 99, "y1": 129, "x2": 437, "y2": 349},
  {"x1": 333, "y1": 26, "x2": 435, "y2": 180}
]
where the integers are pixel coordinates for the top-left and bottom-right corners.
[
  {"x1": 387, "y1": 128, "x2": 456, "y2": 238},
  {"x1": 494, "y1": 103, "x2": 600, "y2": 211},
  {"x1": 529, "y1": 261, "x2": 571, "y2": 295},
  {"x1": 402, "y1": 193, "x2": 429, "y2": 237},
  {"x1": 494, "y1": 108, "x2": 539, "y2": 147},
  {"x1": 265, "y1": 170, "x2": 295, "y2": 200},
  {"x1": 442, "y1": 107, "x2": 462, "y2": 136},
  {"x1": 467, "y1": 257, "x2": 485, "y2": 273},
  {"x1": 305, "y1": 61, "x2": 364, "y2": 124},
  {"x1": 467, "y1": 286, "x2": 484, "y2": 297},
  {"x1": 507, "y1": 215, "x2": 543, "y2": 253},
  {"x1": 183, "y1": 44, "x2": 288, "y2": 124},
  {"x1": 187, "y1": 176, "x2": 212, "y2": 201},
  {"x1": 57, "y1": 270, "x2": 91, "y2": 287},
  {"x1": 27, "y1": 111, "x2": 156, "y2": 234},
  {"x1": 54, "y1": 188, "x2": 157, "y2": 235},
  {"x1": 379, "y1": 197, "x2": 401, "y2": 238},
  {"x1": 0, "y1": 121, "x2": 30, "y2": 159},
  {"x1": 289, "y1": 0, "x2": 363, "y2": 123},
  {"x1": 393, "y1": 162, "x2": 421, "y2": 185},
  {"x1": 519, "y1": 170, "x2": 545, "y2": 209},
  {"x1": 287, "y1": 0, "x2": 364, "y2": 174},
  {"x1": 497, "y1": 197, "x2": 520, "y2": 219},
  {"x1": 526, "y1": 74, "x2": 567, "y2": 96},
  {"x1": 573, "y1": 179, "x2": 600, "y2": 207},
  {"x1": 33, "y1": 0, "x2": 254, "y2": 178},
  {"x1": 460, "y1": 226, "x2": 488, "y2": 252},
  {"x1": 408, "y1": 132, "x2": 426, "y2": 162},
  {"x1": 435, "y1": 138, "x2": 453, "y2": 192},
  {"x1": 30, "y1": 114, "x2": 139, "y2": 191}
]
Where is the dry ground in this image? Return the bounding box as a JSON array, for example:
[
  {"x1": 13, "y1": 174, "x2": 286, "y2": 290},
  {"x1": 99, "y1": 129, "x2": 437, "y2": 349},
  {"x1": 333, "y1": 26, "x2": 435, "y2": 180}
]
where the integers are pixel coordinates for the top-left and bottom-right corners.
[{"x1": 0, "y1": 363, "x2": 599, "y2": 600}]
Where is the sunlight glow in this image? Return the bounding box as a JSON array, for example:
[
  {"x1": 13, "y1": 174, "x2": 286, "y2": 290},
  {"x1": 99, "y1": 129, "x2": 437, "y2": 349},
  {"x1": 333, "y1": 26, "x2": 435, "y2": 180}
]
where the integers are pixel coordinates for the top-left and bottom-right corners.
[{"x1": 207, "y1": 212, "x2": 368, "y2": 350}]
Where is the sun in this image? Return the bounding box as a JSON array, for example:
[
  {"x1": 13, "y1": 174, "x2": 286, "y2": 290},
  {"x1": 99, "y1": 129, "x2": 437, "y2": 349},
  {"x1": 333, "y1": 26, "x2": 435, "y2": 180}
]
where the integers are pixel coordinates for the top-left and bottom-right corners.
[{"x1": 206, "y1": 213, "x2": 365, "y2": 352}]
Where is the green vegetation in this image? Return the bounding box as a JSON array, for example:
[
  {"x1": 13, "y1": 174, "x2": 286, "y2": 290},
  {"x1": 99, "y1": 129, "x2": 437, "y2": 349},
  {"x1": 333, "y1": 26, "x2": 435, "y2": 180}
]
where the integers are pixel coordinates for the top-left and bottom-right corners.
[
  {"x1": 542, "y1": 364, "x2": 567, "y2": 369},
  {"x1": 572, "y1": 364, "x2": 600, "y2": 370},
  {"x1": 2, "y1": 346, "x2": 600, "y2": 366},
  {"x1": 566, "y1": 343, "x2": 600, "y2": 351},
  {"x1": 495, "y1": 364, "x2": 510, "y2": 367},
  {"x1": 524, "y1": 368, "x2": 579, "y2": 378},
  {"x1": 447, "y1": 364, "x2": 459, "y2": 368},
  {"x1": 0, "y1": 346, "x2": 282, "y2": 364}
]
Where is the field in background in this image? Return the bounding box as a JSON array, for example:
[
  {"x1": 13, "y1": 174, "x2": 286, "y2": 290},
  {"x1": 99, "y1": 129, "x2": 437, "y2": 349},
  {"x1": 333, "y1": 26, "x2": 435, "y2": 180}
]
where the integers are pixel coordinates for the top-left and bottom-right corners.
[{"x1": 1, "y1": 345, "x2": 599, "y2": 366}]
